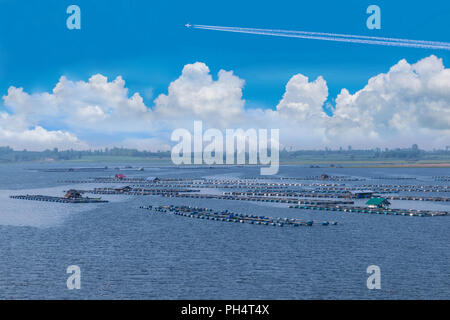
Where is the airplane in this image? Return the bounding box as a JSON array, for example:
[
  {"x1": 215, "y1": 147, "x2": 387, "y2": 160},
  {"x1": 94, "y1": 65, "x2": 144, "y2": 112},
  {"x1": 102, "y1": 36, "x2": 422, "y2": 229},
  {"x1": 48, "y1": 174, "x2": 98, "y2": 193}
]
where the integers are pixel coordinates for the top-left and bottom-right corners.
[{"x1": 185, "y1": 23, "x2": 192, "y2": 28}]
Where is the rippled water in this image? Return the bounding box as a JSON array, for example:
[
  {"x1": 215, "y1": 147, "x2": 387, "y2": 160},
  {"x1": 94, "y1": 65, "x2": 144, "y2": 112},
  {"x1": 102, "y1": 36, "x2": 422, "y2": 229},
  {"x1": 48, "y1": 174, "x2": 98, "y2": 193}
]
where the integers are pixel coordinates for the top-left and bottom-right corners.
[{"x1": 0, "y1": 163, "x2": 449, "y2": 299}]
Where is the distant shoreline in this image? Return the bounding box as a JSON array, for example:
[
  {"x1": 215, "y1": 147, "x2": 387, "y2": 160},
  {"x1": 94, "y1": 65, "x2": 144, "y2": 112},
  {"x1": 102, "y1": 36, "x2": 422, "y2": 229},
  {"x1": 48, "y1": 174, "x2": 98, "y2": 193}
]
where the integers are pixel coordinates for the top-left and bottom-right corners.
[{"x1": 347, "y1": 163, "x2": 450, "y2": 168}]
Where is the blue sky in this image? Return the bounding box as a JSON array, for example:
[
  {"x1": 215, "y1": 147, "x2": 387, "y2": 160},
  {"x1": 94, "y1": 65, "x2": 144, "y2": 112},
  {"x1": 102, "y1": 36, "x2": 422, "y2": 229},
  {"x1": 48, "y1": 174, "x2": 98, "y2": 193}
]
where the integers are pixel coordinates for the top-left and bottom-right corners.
[
  {"x1": 0, "y1": 0, "x2": 449, "y2": 150},
  {"x1": 1, "y1": 0, "x2": 449, "y2": 107}
]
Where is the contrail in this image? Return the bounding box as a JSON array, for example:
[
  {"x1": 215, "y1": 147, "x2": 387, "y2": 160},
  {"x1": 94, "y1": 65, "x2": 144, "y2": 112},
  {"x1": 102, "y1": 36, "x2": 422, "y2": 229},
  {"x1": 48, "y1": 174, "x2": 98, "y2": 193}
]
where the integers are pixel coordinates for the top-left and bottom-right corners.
[
  {"x1": 194, "y1": 24, "x2": 450, "y2": 47},
  {"x1": 190, "y1": 24, "x2": 450, "y2": 50}
]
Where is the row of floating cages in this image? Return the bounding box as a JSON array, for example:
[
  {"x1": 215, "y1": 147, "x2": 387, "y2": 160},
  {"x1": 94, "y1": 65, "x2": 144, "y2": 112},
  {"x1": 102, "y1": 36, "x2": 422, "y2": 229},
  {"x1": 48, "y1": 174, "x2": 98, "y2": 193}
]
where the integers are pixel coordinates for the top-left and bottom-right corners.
[{"x1": 141, "y1": 205, "x2": 338, "y2": 227}]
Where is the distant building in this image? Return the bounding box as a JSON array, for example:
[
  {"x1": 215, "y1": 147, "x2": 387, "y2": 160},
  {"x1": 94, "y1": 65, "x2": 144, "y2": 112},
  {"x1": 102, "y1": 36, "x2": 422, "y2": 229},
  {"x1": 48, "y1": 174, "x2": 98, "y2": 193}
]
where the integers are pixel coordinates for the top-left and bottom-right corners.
[{"x1": 366, "y1": 197, "x2": 391, "y2": 209}]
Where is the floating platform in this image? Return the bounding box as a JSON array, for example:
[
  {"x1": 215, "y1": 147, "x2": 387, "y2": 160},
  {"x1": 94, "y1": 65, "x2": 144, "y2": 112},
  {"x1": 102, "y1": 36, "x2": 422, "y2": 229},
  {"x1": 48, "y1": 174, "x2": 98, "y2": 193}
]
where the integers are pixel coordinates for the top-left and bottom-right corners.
[
  {"x1": 225, "y1": 191, "x2": 450, "y2": 202},
  {"x1": 10, "y1": 195, "x2": 108, "y2": 203},
  {"x1": 242, "y1": 176, "x2": 366, "y2": 182},
  {"x1": 60, "y1": 177, "x2": 199, "y2": 184},
  {"x1": 140, "y1": 205, "x2": 338, "y2": 227},
  {"x1": 85, "y1": 187, "x2": 199, "y2": 196},
  {"x1": 434, "y1": 176, "x2": 450, "y2": 182},
  {"x1": 289, "y1": 204, "x2": 447, "y2": 217},
  {"x1": 57, "y1": 177, "x2": 450, "y2": 195},
  {"x1": 157, "y1": 191, "x2": 355, "y2": 205}
]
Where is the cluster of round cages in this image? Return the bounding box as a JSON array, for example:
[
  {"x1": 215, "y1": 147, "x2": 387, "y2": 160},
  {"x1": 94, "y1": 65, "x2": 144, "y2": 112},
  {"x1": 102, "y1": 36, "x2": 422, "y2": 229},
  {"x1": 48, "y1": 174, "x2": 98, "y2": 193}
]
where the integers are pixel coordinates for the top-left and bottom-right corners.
[{"x1": 140, "y1": 205, "x2": 338, "y2": 227}]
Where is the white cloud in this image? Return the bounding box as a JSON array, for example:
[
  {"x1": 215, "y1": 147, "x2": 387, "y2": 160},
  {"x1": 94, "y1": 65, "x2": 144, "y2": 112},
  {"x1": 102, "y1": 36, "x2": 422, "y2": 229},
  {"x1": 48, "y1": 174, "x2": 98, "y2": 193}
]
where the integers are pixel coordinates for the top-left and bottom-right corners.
[
  {"x1": 154, "y1": 62, "x2": 245, "y2": 127},
  {"x1": 0, "y1": 113, "x2": 86, "y2": 150},
  {"x1": 276, "y1": 74, "x2": 328, "y2": 120},
  {"x1": 1, "y1": 56, "x2": 449, "y2": 150},
  {"x1": 3, "y1": 74, "x2": 153, "y2": 133},
  {"x1": 328, "y1": 55, "x2": 450, "y2": 148}
]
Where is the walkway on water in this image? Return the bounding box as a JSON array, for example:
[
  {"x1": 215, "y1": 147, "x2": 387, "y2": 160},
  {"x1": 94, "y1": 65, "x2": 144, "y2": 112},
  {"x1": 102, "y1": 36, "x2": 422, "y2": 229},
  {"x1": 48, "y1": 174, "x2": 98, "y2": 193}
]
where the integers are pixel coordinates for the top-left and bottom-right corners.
[
  {"x1": 225, "y1": 191, "x2": 450, "y2": 202},
  {"x1": 162, "y1": 192, "x2": 354, "y2": 205},
  {"x1": 82, "y1": 187, "x2": 354, "y2": 205},
  {"x1": 86, "y1": 187, "x2": 199, "y2": 195},
  {"x1": 9, "y1": 195, "x2": 108, "y2": 203},
  {"x1": 59, "y1": 179, "x2": 450, "y2": 194},
  {"x1": 289, "y1": 204, "x2": 447, "y2": 217}
]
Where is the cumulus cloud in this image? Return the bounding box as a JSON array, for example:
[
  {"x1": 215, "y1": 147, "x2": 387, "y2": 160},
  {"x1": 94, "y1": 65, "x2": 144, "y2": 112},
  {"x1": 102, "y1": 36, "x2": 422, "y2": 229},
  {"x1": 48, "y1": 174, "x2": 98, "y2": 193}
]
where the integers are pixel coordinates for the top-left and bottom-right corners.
[
  {"x1": 328, "y1": 55, "x2": 450, "y2": 148},
  {"x1": 0, "y1": 113, "x2": 86, "y2": 150},
  {"x1": 276, "y1": 74, "x2": 328, "y2": 120},
  {"x1": 154, "y1": 62, "x2": 245, "y2": 127},
  {"x1": 1, "y1": 56, "x2": 449, "y2": 150},
  {"x1": 3, "y1": 74, "x2": 153, "y2": 133},
  {"x1": 1, "y1": 74, "x2": 155, "y2": 150}
]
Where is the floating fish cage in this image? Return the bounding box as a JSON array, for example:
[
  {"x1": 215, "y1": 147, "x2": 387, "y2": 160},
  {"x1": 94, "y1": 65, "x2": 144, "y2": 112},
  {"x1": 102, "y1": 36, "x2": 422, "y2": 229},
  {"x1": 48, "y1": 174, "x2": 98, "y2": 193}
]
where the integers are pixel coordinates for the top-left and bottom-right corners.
[
  {"x1": 433, "y1": 176, "x2": 450, "y2": 181},
  {"x1": 140, "y1": 205, "x2": 338, "y2": 228},
  {"x1": 47, "y1": 175, "x2": 450, "y2": 217},
  {"x1": 223, "y1": 191, "x2": 450, "y2": 202},
  {"x1": 86, "y1": 187, "x2": 200, "y2": 196},
  {"x1": 289, "y1": 204, "x2": 447, "y2": 217}
]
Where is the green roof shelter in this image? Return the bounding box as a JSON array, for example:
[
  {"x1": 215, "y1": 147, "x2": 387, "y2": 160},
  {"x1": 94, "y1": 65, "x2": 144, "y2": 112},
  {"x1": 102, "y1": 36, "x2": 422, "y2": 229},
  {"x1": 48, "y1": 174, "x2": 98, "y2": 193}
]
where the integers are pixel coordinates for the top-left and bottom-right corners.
[{"x1": 366, "y1": 197, "x2": 391, "y2": 208}]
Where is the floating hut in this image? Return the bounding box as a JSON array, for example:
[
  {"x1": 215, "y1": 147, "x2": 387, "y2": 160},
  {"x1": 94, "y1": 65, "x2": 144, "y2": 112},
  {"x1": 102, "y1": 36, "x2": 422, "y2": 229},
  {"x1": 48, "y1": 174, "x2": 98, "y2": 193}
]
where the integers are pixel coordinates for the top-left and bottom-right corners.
[
  {"x1": 64, "y1": 189, "x2": 83, "y2": 199},
  {"x1": 114, "y1": 186, "x2": 133, "y2": 193},
  {"x1": 366, "y1": 197, "x2": 391, "y2": 209}
]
